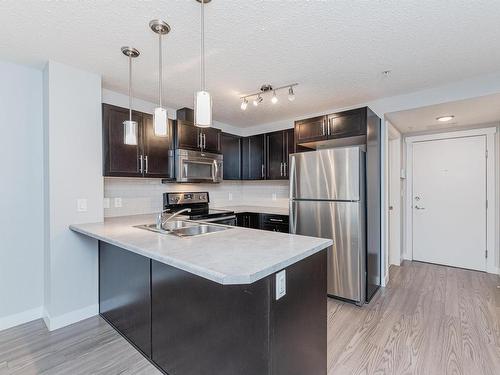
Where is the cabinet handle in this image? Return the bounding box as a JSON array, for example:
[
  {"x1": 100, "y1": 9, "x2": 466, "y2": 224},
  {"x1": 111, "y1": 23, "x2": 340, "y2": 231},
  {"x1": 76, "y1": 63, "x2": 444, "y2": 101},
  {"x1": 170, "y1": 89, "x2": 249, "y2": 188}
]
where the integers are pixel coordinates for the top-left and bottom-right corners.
[
  {"x1": 198, "y1": 133, "x2": 202, "y2": 148},
  {"x1": 144, "y1": 155, "x2": 148, "y2": 174},
  {"x1": 261, "y1": 164, "x2": 265, "y2": 178},
  {"x1": 280, "y1": 162, "x2": 283, "y2": 177},
  {"x1": 284, "y1": 162, "x2": 287, "y2": 177},
  {"x1": 269, "y1": 218, "x2": 283, "y2": 222},
  {"x1": 328, "y1": 118, "x2": 332, "y2": 136},
  {"x1": 322, "y1": 119, "x2": 326, "y2": 136},
  {"x1": 203, "y1": 133, "x2": 206, "y2": 149},
  {"x1": 139, "y1": 155, "x2": 144, "y2": 173}
]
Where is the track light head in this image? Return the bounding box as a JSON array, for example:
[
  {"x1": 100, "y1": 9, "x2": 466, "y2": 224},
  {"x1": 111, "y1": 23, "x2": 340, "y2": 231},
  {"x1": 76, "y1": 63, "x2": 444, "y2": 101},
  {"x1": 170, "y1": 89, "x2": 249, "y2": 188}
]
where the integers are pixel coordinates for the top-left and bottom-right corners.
[
  {"x1": 241, "y1": 98, "x2": 248, "y2": 110},
  {"x1": 288, "y1": 86, "x2": 295, "y2": 102},
  {"x1": 271, "y1": 91, "x2": 278, "y2": 104}
]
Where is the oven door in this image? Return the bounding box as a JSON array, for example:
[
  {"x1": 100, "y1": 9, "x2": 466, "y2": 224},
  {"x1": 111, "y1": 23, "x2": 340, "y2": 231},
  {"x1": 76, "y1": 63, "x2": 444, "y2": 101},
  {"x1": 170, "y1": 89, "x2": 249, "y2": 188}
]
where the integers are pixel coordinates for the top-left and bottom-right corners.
[{"x1": 176, "y1": 149, "x2": 223, "y2": 183}]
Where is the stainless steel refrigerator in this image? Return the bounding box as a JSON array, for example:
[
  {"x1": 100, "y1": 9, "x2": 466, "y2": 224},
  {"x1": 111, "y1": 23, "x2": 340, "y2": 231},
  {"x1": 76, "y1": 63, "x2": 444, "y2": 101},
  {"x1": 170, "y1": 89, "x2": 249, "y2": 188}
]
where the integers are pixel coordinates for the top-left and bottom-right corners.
[{"x1": 289, "y1": 146, "x2": 380, "y2": 305}]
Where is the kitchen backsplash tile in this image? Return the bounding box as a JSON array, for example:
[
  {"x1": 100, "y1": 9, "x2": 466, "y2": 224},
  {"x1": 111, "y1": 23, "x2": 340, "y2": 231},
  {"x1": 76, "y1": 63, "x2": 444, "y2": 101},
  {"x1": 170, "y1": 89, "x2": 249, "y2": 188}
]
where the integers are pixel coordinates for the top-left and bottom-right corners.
[{"x1": 104, "y1": 178, "x2": 289, "y2": 217}]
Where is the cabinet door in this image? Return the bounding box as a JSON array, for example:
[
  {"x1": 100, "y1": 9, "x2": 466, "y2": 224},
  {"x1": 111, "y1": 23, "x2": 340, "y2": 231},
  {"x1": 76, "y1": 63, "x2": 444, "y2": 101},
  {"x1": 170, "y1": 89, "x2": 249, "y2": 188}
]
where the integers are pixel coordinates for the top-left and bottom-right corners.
[
  {"x1": 294, "y1": 116, "x2": 328, "y2": 144},
  {"x1": 328, "y1": 108, "x2": 366, "y2": 139},
  {"x1": 142, "y1": 115, "x2": 174, "y2": 178},
  {"x1": 177, "y1": 120, "x2": 201, "y2": 151},
  {"x1": 242, "y1": 135, "x2": 265, "y2": 180},
  {"x1": 284, "y1": 128, "x2": 294, "y2": 178},
  {"x1": 201, "y1": 127, "x2": 221, "y2": 153},
  {"x1": 221, "y1": 133, "x2": 241, "y2": 180},
  {"x1": 102, "y1": 104, "x2": 143, "y2": 177},
  {"x1": 266, "y1": 131, "x2": 286, "y2": 180}
]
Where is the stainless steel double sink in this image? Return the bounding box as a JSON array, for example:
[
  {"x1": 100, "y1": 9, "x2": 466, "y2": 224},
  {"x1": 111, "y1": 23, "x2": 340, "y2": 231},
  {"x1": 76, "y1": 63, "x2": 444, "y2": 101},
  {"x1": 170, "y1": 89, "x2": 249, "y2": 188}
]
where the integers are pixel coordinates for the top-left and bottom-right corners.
[{"x1": 135, "y1": 220, "x2": 231, "y2": 237}]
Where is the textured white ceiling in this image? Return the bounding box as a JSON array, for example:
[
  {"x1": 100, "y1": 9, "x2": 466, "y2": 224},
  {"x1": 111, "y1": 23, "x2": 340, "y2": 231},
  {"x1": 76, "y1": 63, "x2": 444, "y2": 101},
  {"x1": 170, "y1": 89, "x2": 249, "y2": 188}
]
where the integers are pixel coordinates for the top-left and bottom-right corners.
[
  {"x1": 2, "y1": 0, "x2": 500, "y2": 127},
  {"x1": 386, "y1": 93, "x2": 500, "y2": 133}
]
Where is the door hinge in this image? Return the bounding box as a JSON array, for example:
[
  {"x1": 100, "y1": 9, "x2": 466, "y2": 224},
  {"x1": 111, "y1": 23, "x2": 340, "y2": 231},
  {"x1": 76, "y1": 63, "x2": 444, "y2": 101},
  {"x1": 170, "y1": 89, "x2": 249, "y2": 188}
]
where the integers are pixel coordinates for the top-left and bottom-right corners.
[{"x1": 485, "y1": 250, "x2": 488, "y2": 259}]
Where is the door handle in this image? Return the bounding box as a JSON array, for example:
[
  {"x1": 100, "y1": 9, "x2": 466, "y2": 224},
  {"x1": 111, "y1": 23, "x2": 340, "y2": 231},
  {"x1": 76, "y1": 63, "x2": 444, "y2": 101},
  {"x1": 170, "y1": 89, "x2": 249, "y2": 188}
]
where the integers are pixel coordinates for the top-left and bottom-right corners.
[{"x1": 414, "y1": 205, "x2": 426, "y2": 210}]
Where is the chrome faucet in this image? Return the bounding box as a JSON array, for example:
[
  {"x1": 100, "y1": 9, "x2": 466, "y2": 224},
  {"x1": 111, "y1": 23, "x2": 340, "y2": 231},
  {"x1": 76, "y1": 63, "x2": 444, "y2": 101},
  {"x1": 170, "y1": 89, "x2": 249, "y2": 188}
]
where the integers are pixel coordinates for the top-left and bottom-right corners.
[{"x1": 156, "y1": 208, "x2": 191, "y2": 229}]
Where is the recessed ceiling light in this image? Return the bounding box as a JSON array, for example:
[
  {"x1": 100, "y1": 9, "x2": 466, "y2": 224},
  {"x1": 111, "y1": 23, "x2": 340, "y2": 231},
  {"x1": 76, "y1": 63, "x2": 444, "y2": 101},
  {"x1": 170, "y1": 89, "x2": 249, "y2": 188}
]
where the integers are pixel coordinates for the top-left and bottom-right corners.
[{"x1": 436, "y1": 115, "x2": 455, "y2": 122}]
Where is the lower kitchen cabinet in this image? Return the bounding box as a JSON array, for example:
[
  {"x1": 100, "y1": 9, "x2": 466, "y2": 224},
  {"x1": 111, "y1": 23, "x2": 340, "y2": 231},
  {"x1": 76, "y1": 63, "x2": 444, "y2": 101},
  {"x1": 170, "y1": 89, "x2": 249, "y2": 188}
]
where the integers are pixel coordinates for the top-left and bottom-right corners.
[
  {"x1": 99, "y1": 241, "x2": 152, "y2": 358},
  {"x1": 261, "y1": 214, "x2": 289, "y2": 233},
  {"x1": 236, "y1": 212, "x2": 261, "y2": 229}
]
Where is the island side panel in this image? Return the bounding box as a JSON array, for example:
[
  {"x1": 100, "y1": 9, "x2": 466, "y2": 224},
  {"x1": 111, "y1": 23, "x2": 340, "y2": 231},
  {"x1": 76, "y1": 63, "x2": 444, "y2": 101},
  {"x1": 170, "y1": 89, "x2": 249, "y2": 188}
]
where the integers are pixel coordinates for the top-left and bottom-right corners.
[
  {"x1": 99, "y1": 241, "x2": 152, "y2": 358},
  {"x1": 271, "y1": 249, "x2": 327, "y2": 375},
  {"x1": 151, "y1": 260, "x2": 271, "y2": 375}
]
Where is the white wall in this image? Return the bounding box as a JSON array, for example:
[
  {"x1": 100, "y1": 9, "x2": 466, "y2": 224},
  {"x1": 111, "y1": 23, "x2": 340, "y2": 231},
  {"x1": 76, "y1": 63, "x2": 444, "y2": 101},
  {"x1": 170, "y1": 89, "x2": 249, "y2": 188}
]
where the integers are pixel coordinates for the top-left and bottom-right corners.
[
  {"x1": 388, "y1": 122, "x2": 402, "y2": 267},
  {"x1": 43, "y1": 61, "x2": 103, "y2": 330},
  {"x1": 0, "y1": 61, "x2": 44, "y2": 330},
  {"x1": 104, "y1": 178, "x2": 289, "y2": 217}
]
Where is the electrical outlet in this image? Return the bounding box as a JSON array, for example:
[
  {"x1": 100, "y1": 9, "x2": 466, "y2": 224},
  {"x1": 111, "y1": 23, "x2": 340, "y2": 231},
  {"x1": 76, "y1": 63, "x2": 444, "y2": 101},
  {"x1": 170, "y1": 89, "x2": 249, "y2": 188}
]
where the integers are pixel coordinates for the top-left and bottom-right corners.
[
  {"x1": 275, "y1": 270, "x2": 286, "y2": 300},
  {"x1": 228, "y1": 192, "x2": 233, "y2": 201},
  {"x1": 77, "y1": 199, "x2": 88, "y2": 212},
  {"x1": 103, "y1": 198, "x2": 110, "y2": 209},
  {"x1": 114, "y1": 197, "x2": 122, "y2": 208},
  {"x1": 272, "y1": 193, "x2": 277, "y2": 201}
]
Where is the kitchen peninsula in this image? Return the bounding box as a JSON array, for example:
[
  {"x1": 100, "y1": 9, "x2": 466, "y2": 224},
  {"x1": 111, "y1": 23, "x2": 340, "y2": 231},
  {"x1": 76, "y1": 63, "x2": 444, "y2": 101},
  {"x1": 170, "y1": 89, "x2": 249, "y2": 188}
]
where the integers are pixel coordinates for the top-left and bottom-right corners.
[{"x1": 70, "y1": 214, "x2": 332, "y2": 375}]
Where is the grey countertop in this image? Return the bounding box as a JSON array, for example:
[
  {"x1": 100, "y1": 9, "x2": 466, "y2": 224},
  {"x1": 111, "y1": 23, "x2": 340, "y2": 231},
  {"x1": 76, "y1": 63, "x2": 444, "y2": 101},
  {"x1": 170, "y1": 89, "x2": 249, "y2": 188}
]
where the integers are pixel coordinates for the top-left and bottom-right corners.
[
  {"x1": 215, "y1": 205, "x2": 289, "y2": 216},
  {"x1": 70, "y1": 214, "x2": 331, "y2": 285}
]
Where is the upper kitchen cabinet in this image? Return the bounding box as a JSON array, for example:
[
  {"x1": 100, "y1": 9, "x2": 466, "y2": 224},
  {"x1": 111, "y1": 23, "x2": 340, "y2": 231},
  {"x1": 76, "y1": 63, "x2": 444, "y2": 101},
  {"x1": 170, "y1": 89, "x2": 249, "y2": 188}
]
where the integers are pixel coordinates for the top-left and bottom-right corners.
[
  {"x1": 142, "y1": 114, "x2": 174, "y2": 178},
  {"x1": 102, "y1": 104, "x2": 173, "y2": 178},
  {"x1": 295, "y1": 107, "x2": 370, "y2": 150},
  {"x1": 221, "y1": 133, "x2": 242, "y2": 180},
  {"x1": 328, "y1": 107, "x2": 366, "y2": 138},
  {"x1": 266, "y1": 129, "x2": 294, "y2": 180},
  {"x1": 242, "y1": 134, "x2": 265, "y2": 180},
  {"x1": 294, "y1": 115, "x2": 328, "y2": 143},
  {"x1": 103, "y1": 104, "x2": 143, "y2": 177},
  {"x1": 175, "y1": 108, "x2": 221, "y2": 154}
]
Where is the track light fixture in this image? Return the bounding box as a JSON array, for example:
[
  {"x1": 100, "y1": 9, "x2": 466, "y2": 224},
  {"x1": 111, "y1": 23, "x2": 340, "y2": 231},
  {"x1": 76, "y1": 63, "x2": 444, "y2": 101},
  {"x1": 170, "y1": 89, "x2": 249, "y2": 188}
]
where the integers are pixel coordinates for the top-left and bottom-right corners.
[{"x1": 240, "y1": 83, "x2": 298, "y2": 111}]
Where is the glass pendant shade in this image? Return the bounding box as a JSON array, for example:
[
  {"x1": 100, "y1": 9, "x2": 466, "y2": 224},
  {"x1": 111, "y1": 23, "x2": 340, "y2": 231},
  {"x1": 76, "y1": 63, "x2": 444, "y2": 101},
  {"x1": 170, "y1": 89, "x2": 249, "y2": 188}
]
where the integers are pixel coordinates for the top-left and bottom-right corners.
[
  {"x1": 194, "y1": 90, "x2": 212, "y2": 128},
  {"x1": 153, "y1": 107, "x2": 168, "y2": 137},
  {"x1": 123, "y1": 120, "x2": 138, "y2": 145}
]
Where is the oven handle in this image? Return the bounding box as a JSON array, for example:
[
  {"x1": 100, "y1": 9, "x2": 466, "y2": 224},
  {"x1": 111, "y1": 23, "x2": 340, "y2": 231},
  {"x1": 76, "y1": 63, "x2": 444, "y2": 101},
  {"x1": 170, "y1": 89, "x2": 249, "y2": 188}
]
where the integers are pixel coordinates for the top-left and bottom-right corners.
[{"x1": 195, "y1": 215, "x2": 236, "y2": 223}]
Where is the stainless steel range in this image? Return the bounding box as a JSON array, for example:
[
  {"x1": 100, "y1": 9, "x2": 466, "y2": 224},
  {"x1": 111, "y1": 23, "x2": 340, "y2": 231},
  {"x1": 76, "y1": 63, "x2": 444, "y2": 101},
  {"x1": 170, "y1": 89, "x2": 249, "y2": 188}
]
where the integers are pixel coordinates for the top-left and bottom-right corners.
[{"x1": 163, "y1": 192, "x2": 236, "y2": 226}]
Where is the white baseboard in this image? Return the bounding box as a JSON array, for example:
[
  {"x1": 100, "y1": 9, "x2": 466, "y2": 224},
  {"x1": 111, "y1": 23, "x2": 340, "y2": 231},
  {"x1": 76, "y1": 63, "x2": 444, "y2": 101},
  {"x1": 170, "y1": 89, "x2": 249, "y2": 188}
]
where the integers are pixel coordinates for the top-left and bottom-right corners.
[
  {"x1": 0, "y1": 306, "x2": 43, "y2": 332},
  {"x1": 487, "y1": 266, "x2": 500, "y2": 276},
  {"x1": 43, "y1": 304, "x2": 98, "y2": 331}
]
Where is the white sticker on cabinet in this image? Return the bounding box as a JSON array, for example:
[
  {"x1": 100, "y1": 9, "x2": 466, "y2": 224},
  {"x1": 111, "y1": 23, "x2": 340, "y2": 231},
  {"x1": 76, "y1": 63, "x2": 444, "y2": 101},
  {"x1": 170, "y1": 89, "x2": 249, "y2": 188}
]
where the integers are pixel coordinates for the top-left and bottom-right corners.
[{"x1": 276, "y1": 270, "x2": 286, "y2": 300}]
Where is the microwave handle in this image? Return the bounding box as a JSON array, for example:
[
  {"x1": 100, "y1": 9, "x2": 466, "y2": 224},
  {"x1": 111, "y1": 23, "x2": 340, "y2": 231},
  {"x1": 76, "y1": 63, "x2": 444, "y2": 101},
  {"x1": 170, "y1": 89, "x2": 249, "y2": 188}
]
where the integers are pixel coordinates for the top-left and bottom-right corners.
[{"x1": 212, "y1": 160, "x2": 217, "y2": 181}]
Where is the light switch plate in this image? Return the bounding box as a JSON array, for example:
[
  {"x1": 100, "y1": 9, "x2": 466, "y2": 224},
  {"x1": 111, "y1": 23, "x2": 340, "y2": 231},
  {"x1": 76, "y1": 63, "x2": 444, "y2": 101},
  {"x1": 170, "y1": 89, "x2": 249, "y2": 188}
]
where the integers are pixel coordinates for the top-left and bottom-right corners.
[
  {"x1": 103, "y1": 198, "x2": 110, "y2": 209},
  {"x1": 114, "y1": 197, "x2": 122, "y2": 208},
  {"x1": 275, "y1": 270, "x2": 286, "y2": 300},
  {"x1": 77, "y1": 199, "x2": 88, "y2": 212}
]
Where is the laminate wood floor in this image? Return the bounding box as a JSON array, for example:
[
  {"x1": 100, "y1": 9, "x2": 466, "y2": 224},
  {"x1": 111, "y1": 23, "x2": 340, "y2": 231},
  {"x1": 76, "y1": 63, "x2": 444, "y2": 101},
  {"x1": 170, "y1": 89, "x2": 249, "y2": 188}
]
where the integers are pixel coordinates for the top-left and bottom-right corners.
[{"x1": 0, "y1": 261, "x2": 498, "y2": 375}]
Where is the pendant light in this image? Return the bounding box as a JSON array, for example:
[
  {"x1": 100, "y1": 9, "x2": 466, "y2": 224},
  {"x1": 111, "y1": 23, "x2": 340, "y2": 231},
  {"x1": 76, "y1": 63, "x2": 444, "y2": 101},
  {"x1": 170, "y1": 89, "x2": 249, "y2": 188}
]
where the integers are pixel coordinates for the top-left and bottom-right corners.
[
  {"x1": 121, "y1": 47, "x2": 140, "y2": 145},
  {"x1": 150, "y1": 20, "x2": 171, "y2": 137},
  {"x1": 194, "y1": 0, "x2": 212, "y2": 128}
]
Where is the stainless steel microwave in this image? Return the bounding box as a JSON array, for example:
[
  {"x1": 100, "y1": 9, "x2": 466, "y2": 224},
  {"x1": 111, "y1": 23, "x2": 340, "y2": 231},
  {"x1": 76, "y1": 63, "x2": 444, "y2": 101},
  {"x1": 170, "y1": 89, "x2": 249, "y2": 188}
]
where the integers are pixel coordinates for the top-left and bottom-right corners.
[{"x1": 175, "y1": 149, "x2": 223, "y2": 183}]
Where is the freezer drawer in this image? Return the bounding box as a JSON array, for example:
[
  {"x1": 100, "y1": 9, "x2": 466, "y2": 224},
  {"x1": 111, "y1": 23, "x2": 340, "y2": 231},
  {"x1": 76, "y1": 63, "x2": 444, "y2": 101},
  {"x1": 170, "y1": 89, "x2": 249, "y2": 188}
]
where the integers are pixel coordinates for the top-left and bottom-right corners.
[
  {"x1": 290, "y1": 200, "x2": 365, "y2": 303},
  {"x1": 289, "y1": 147, "x2": 362, "y2": 201}
]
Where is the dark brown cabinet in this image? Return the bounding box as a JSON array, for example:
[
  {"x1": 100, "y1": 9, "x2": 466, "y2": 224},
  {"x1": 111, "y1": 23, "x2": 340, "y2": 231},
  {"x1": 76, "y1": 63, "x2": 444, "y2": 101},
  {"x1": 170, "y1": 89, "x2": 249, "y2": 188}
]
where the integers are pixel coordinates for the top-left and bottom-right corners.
[
  {"x1": 236, "y1": 212, "x2": 260, "y2": 229},
  {"x1": 176, "y1": 120, "x2": 221, "y2": 154},
  {"x1": 328, "y1": 108, "x2": 366, "y2": 138},
  {"x1": 261, "y1": 214, "x2": 289, "y2": 233},
  {"x1": 266, "y1": 129, "x2": 294, "y2": 180},
  {"x1": 221, "y1": 133, "x2": 242, "y2": 180},
  {"x1": 241, "y1": 134, "x2": 266, "y2": 180},
  {"x1": 294, "y1": 107, "x2": 369, "y2": 150},
  {"x1": 103, "y1": 104, "x2": 173, "y2": 178},
  {"x1": 294, "y1": 115, "x2": 328, "y2": 143}
]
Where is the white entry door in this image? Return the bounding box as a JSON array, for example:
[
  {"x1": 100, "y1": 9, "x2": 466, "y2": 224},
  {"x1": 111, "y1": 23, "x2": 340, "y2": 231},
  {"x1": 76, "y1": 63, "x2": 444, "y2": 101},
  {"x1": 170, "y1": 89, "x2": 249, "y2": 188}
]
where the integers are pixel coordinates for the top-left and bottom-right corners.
[{"x1": 412, "y1": 136, "x2": 487, "y2": 271}]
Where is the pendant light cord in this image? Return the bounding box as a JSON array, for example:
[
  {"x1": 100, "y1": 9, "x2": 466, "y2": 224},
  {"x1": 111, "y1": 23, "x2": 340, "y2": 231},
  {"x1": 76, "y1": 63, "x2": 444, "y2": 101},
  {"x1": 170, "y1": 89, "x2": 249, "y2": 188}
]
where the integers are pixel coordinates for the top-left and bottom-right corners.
[
  {"x1": 128, "y1": 54, "x2": 132, "y2": 122},
  {"x1": 158, "y1": 33, "x2": 163, "y2": 108},
  {"x1": 201, "y1": 0, "x2": 205, "y2": 91}
]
